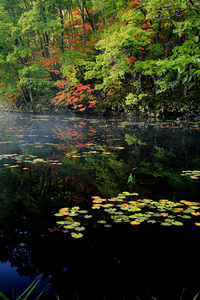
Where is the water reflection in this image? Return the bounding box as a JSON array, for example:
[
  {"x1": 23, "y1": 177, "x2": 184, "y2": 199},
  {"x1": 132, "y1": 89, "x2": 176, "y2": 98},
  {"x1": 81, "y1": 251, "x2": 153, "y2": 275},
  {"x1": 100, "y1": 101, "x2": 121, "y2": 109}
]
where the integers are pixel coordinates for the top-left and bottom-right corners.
[{"x1": 0, "y1": 113, "x2": 200, "y2": 299}]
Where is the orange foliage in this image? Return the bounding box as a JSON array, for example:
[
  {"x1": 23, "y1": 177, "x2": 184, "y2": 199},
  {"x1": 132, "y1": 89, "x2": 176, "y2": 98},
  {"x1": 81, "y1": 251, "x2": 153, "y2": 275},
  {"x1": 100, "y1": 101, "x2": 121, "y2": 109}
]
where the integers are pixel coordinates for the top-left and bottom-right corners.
[
  {"x1": 126, "y1": 56, "x2": 136, "y2": 65},
  {"x1": 96, "y1": 22, "x2": 104, "y2": 29},
  {"x1": 42, "y1": 54, "x2": 61, "y2": 74},
  {"x1": 127, "y1": 1, "x2": 141, "y2": 5}
]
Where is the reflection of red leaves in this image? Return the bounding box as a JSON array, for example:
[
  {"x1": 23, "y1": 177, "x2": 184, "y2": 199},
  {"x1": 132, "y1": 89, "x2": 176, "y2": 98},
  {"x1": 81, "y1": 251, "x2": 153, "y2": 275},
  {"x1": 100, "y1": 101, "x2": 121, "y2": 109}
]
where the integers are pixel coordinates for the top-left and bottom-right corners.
[
  {"x1": 75, "y1": 141, "x2": 90, "y2": 148},
  {"x1": 88, "y1": 126, "x2": 96, "y2": 133}
]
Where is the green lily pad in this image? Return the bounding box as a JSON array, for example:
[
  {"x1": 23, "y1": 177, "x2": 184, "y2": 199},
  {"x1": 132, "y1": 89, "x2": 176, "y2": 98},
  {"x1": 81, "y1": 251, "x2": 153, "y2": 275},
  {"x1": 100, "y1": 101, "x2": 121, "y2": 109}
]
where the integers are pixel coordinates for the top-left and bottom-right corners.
[
  {"x1": 84, "y1": 215, "x2": 93, "y2": 218},
  {"x1": 161, "y1": 222, "x2": 172, "y2": 226},
  {"x1": 56, "y1": 221, "x2": 67, "y2": 225},
  {"x1": 64, "y1": 225, "x2": 76, "y2": 229},
  {"x1": 172, "y1": 221, "x2": 183, "y2": 226},
  {"x1": 71, "y1": 232, "x2": 83, "y2": 239},
  {"x1": 54, "y1": 213, "x2": 64, "y2": 217},
  {"x1": 75, "y1": 226, "x2": 85, "y2": 231},
  {"x1": 129, "y1": 215, "x2": 137, "y2": 219},
  {"x1": 181, "y1": 215, "x2": 191, "y2": 219},
  {"x1": 68, "y1": 213, "x2": 78, "y2": 217},
  {"x1": 97, "y1": 220, "x2": 107, "y2": 224}
]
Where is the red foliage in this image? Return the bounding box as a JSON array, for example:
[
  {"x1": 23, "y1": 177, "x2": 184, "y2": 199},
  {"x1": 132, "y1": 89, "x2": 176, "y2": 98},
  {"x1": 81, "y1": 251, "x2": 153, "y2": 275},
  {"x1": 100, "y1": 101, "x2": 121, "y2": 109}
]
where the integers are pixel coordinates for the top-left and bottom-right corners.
[
  {"x1": 51, "y1": 82, "x2": 96, "y2": 112},
  {"x1": 127, "y1": 1, "x2": 141, "y2": 5}
]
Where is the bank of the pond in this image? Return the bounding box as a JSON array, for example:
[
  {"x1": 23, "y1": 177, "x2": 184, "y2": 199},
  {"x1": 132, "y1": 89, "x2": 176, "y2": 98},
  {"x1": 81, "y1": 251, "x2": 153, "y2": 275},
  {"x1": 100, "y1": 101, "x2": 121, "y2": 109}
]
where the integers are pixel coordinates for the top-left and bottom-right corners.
[{"x1": 1, "y1": 97, "x2": 200, "y2": 121}]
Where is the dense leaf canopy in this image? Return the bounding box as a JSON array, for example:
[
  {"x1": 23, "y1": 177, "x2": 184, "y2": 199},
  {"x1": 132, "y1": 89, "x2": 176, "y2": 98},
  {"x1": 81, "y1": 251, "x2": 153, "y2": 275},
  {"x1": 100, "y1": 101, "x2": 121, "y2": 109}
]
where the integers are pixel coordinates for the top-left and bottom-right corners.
[{"x1": 0, "y1": 0, "x2": 199, "y2": 113}]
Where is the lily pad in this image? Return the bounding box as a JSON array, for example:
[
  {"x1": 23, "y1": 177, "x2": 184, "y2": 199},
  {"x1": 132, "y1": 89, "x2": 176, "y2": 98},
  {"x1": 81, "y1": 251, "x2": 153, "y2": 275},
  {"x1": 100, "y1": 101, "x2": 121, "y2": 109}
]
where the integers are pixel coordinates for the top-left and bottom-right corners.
[
  {"x1": 84, "y1": 215, "x2": 93, "y2": 218},
  {"x1": 161, "y1": 222, "x2": 172, "y2": 226},
  {"x1": 97, "y1": 220, "x2": 107, "y2": 224},
  {"x1": 172, "y1": 221, "x2": 183, "y2": 226},
  {"x1": 71, "y1": 232, "x2": 83, "y2": 239},
  {"x1": 75, "y1": 227, "x2": 85, "y2": 231},
  {"x1": 54, "y1": 213, "x2": 64, "y2": 217}
]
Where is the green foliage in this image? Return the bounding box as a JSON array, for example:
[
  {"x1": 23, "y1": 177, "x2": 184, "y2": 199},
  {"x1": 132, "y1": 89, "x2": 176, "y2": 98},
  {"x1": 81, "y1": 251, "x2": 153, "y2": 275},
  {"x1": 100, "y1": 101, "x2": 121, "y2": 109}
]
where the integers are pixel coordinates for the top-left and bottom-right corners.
[{"x1": 0, "y1": 0, "x2": 199, "y2": 113}]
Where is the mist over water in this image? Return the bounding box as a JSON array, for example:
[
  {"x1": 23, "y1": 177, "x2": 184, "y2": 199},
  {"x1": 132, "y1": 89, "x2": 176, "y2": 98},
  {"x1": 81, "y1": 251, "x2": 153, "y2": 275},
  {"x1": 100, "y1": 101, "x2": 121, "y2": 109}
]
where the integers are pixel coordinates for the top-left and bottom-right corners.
[{"x1": 0, "y1": 112, "x2": 200, "y2": 299}]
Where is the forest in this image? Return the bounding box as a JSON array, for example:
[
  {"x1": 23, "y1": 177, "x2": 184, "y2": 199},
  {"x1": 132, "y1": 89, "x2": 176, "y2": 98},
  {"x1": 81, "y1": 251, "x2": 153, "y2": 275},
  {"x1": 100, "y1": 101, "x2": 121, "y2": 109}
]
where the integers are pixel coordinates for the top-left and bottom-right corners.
[{"x1": 0, "y1": 0, "x2": 199, "y2": 115}]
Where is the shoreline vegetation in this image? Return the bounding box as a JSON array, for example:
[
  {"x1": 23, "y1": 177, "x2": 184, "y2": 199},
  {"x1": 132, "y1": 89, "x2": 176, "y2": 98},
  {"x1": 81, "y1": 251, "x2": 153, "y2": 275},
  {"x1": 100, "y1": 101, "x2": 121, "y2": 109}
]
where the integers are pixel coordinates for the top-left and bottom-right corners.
[{"x1": 0, "y1": 0, "x2": 199, "y2": 117}]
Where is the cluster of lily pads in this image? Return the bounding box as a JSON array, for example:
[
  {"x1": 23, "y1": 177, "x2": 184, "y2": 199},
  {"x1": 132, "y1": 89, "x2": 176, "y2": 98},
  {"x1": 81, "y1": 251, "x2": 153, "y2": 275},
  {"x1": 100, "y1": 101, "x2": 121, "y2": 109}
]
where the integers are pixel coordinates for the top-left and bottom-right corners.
[
  {"x1": 0, "y1": 153, "x2": 62, "y2": 168},
  {"x1": 181, "y1": 170, "x2": 200, "y2": 180},
  {"x1": 53, "y1": 192, "x2": 200, "y2": 238}
]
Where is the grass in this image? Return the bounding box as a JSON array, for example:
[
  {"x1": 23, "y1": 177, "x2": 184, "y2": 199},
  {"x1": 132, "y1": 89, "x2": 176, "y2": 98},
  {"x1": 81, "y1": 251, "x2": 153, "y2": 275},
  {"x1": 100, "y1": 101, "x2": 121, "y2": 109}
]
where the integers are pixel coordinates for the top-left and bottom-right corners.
[{"x1": 0, "y1": 275, "x2": 42, "y2": 300}]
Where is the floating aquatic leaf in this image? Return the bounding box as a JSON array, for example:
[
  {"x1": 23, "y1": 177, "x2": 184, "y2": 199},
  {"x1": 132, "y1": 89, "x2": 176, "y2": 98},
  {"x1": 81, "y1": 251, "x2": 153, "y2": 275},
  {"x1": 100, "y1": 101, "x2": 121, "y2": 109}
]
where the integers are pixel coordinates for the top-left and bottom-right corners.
[
  {"x1": 153, "y1": 213, "x2": 162, "y2": 217},
  {"x1": 97, "y1": 220, "x2": 107, "y2": 224},
  {"x1": 195, "y1": 223, "x2": 200, "y2": 226},
  {"x1": 54, "y1": 213, "x2": 64, "y2": 217},
  {"x1": 84, "y1": 215, "x2": 93, "y2": 218},
  {"x1": 93, "y1": 200, "x2": 103, "y2": 203},
  {"x1": 128, "y1": 207, "x2": 141, "y2": 212},
  {"x1": 108, "y1": 198, "x2": 118, "y2": 202},
  {"x1": 130, "y1": 221, "x2": 141, "y2": 225},
  {"x1": 64, "y1": 225, "x2": 76, "y2": 229},
  {"x1": 102, "y1": 204, "x2": 114, "y2": 208},
  {"x1": 75, "y1": 226, "x2": 85, "y2": 231},
  {"x1": 68, "y1": 213, "x2": 78, "y2": 217},
  {"x1": 184, "y1": 209, "x2": 195, "y2": 214},
  {"x1": 104, "y1": 208, "x2": 117, "y2": 214},
  {"x1": 161, "y1": 213, "x2": 168, "y2": 217},
  {"x1": 161, "y1": 222, "x2": 172, "y2": 226},
  {"x1": 56, "y1": 221, "x2": 67, "y2": 225},
  {"x1": 64, "y1": 216, "x2": 73, "y2": 222},
  {"x1": 173, "y1": 208, "x2": 184, "y2": 211},
  {"x1": 113, "y1": 219, "x2": 122, "y2": 223},
  {"x1": 92, "y1": 206, "x2": 101, "y2": 209},
  {"x1": 192, "y1": 212, "x2": 200, "y2": 216},
  {"x1": 172, "y1": 221, "x2": 183, "y2": 226},
  {"x1": 72, "y1": 206, "x2": 80, "y2": 210},
  {"x1": 71, "y1": 232, "x2": 83, "y2": 239},
  {"x1": 129, "y1": 215, "x2": 137, "y2": 219},
  {"x1": 59, "y1": 207, "x2": 69, "y2": 212},
  {"x1": 122, "y1": 191, "x2": 131, "y2": 195},
  {"x1": 78, "y1": 210, "x2": 88, "y2": 214},
  {"x1": 181, "y1": 215, "x2": 191, "y2": 219}
]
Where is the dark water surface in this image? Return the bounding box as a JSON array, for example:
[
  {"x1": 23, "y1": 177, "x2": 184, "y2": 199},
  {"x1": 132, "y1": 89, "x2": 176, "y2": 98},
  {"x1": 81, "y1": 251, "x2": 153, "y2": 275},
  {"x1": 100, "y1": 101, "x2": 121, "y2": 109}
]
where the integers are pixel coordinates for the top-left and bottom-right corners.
[{"x1": 0, "y1": 112, "x2": 200, "y2": 300}]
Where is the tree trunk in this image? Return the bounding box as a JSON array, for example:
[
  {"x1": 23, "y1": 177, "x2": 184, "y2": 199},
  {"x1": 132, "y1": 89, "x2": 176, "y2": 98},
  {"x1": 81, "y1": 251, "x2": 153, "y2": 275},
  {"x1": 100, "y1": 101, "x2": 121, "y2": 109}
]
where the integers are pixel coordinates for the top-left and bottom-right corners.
[
  {"x1": 68, "y1": 0, "x2": 71, "y2": 50},
  {"x1": 29, "y1": 88, "x2": 33, "y2": 102},
  {"x1": 102, "y1": 8, "x2": 106, "y2": 29},
  {"x1": 59, "y1": 4, "x2": 64, "y2": 53},
  {"x1": 82, "y1": 0, "x2": 86, "y2": 47}
]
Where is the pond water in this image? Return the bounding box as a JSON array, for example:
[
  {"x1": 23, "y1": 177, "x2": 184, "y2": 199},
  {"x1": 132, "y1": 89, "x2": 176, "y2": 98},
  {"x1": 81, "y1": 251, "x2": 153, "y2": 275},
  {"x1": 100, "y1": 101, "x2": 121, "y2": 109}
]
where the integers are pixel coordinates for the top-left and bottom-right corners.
[{"x1": 0, "y1": 112, "x2": 200, "y2": 300}]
